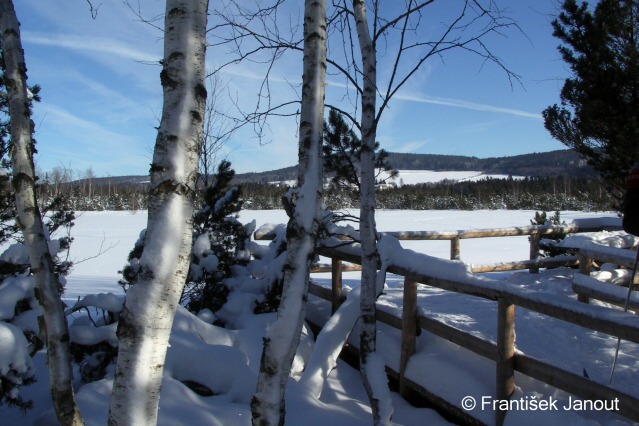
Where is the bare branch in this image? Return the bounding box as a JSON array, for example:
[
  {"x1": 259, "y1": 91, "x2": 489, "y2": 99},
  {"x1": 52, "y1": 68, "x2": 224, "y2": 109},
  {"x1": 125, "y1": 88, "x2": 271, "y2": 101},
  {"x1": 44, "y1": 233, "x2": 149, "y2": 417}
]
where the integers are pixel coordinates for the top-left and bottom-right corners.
[
  {"x1": 85, "y1": 0, "x2": 102, "y2": 19},
  {"x1": 124, "y1": 0, "x2": 164, "y2": 32}
]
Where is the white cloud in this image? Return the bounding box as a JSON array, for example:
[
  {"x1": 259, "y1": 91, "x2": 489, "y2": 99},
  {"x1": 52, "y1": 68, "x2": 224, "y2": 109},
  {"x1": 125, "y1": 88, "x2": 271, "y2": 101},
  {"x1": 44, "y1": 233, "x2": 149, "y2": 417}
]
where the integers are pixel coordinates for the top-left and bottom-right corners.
[
  {"x1": 395, "y1": 92, "x2": 542, "y2": 119},
  {"x1": 22, "y1": 31, "x2": 160, "y2": 63}
]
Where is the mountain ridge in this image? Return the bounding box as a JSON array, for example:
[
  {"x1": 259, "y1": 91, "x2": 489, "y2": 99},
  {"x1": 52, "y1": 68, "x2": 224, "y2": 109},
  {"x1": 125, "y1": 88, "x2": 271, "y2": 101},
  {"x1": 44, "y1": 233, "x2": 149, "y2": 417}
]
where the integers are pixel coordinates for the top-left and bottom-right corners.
[
  {"x1": 231, "y1": 149, "x2": 594, "y2": 184},
  {"x1": 80, "y1": 149, "x2": 593, "y2": 186}
]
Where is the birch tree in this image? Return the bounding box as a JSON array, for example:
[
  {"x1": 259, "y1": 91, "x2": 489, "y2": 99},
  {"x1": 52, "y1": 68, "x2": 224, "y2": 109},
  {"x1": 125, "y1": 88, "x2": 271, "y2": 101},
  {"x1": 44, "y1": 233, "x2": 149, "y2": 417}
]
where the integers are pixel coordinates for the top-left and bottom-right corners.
[
  {"x1": 208, "y1": 1, "x2": 517, "y2": 423},
  {"x1": 0, "y1": 2, "x2": 84, "y2": 425},
  {"x1": 107, "y1": 1, "x2": 209, "y2": 424},
  {"x1": 351, "y1": 1, "x2": 388, "y2": 422},
  {"x1": 327, "y1": 1, "x2": 520, "y2": 422},
  {"x1": 250, "y1": 0, "x2": 326, "y2": 424}
]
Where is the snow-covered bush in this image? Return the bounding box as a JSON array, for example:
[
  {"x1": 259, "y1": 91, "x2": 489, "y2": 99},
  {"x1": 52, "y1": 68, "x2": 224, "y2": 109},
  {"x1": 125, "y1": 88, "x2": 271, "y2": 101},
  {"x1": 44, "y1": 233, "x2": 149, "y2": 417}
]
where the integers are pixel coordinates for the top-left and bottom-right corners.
[
  {"x1": 0, "y1": 321, "x2": 36, "y2": 412},
  {"x1": 0, "y1": 207, "x2": 74, "y2": 411},
  {"x1": 66, "y1": 293, "x2": 123, "y2": 384},
  {"x1": 184, "y1": 160, "x2": 249, "y2": 314}
]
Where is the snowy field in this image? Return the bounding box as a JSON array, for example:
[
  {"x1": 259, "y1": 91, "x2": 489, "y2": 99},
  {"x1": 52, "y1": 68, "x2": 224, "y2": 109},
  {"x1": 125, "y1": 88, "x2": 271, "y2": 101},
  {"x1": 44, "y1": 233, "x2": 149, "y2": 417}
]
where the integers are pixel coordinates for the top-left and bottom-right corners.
[
  {"x1": 4, "y1": 209, "x2": 639, "y2": 426},
  {"x1": 272, "y1": 170, "x2": 522, "y2": 187},
  {"x1": 377, "y1": 170, "x2": 523, "y2": 186}
]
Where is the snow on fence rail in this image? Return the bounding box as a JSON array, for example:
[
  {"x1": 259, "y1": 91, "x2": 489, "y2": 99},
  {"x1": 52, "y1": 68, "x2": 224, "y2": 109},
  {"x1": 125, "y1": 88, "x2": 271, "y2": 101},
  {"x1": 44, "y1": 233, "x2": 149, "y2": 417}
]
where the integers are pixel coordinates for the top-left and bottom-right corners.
[
  {"x1": 254, "y1": 222, "x2": 621, "y2": 273},
  {"x1": 255, "y1": 221, "x2": 633, "y2": 425}
]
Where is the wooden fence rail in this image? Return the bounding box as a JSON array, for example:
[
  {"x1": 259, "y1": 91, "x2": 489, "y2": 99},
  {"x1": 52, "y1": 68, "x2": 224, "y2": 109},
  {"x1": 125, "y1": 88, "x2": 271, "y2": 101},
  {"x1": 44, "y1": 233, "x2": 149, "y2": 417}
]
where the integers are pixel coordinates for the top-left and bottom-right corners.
[
  {"x1": 255, "y1": 221, "x2": 632, "y2": 424},
  {"x1": 255, "y1": 222, "x2": 620, "y2": 273},
  {"x1": 313, "y1": 242, "x2": 639, "y2": 425}
]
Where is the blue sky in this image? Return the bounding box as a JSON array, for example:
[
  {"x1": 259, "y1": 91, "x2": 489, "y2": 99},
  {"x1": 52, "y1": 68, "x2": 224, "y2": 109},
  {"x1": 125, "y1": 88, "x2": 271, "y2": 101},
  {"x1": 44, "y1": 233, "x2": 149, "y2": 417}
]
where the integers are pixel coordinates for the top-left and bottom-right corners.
[{"x1": 14, "y1": 0, "x2": 570, "y2": 177}]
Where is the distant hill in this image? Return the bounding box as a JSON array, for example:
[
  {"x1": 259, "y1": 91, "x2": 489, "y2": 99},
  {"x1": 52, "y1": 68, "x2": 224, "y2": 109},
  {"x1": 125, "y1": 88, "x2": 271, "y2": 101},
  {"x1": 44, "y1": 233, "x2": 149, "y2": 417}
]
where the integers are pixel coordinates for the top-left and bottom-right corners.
[
  {"x1": 84, "y1": 175, "x2": 150, "y2": 187},
  {"x1": 231, "y1": 149, "x2": 594, "y2": 184},
  {"x1": 79, "y1": 150, "x2": 594, "y2": 188},
  {"x1": 386, "y1": 150, "x2": 593, "y2": 177}
]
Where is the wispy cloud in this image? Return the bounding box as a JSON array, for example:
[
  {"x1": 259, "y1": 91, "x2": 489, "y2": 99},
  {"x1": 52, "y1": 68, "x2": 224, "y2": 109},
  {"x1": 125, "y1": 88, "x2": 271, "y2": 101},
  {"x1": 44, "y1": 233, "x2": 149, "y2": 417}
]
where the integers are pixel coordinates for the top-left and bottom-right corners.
[
  {"x1": 33, "y1": 104, "x2": 150, "y2": 174},
  {"x1": 22, "y1": 31, "x2": 159, "y2": 63},
  {"x1": 395, "y1": 92, "x2": 542, "y2": 120}
]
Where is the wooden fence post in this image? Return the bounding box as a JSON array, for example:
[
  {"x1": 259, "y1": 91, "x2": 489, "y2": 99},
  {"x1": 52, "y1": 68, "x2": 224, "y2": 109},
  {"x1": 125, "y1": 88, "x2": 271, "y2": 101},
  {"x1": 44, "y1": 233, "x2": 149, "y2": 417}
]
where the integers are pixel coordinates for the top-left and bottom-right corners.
[
  {"x1": 577, "y1": 254, "x2": 593, "y2": 304},
  {"x1": 496, "y1": 298, "x2": 515, "y2": 426},
  {"x1": 399, "y1": 279, "x2": 418, "y2": 396},
  {"x1": 451, "y1": 237, "x2": 461, "y2": 261},
  {"x1": 529, "y1": 233, "x2": 540, "y2": 273},
  {"x1": 331, "y1": 258, "x2": 343, "y2": 314}
]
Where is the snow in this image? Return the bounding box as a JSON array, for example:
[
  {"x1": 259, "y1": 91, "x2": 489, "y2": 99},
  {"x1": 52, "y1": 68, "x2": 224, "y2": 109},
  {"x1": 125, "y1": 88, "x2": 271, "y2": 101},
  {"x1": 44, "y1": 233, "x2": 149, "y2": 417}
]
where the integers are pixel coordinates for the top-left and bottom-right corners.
[
  {"x1": 0, "y1": 243, "x2": 29, "y2": 264},
  {"x1": 377, "y1": 169, "x2": 524, "y2": 186},
  {"x1": 0, "y1": 321, "x2": 32, "y2": 377},
  {"x1": 0, "y1": 274, "x2": 35, "y2": 320},
  {"x1": 2, "y1": 209, "x2": 637, "y2": 425},
  {"x1": 269, "y1": 169, "x2": 524, "y2": 187}
]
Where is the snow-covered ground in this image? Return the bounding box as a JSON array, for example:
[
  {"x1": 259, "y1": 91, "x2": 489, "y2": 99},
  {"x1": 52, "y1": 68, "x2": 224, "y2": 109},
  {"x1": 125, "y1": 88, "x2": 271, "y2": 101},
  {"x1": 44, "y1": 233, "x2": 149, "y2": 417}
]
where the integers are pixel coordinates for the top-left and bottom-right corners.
[
  {"x1": 377, "y1": 170, "x2": 523, "y2": 186},
  {"x1": 270, "y1": 169, "x2": 523, "y2": 187},
  {"x1": 3, "y1": 209, "x2": 637, "y2": 426}
]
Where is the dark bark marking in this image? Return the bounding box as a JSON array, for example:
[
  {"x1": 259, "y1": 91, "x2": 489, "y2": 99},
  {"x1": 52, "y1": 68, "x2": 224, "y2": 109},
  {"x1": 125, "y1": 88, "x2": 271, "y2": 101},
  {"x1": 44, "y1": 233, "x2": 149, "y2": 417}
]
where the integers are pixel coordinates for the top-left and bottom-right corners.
[
  {"x1": 190, "y1": 110, "x2": 202, "y2": 123},
  {"x1": 160, "y1": 69, "x2": 178, "y2": 89},
  {"x1": 194, "y1": 83, "x2": 207, "y2": 100},
  {"x1": 167, "y1": 51, "x2": 185, "y2": 63},
  {"x1": 150, "y1": 179, "x2": 195, "y2": 198},
  {"x1": 149, "y1": 163, "x2": 166, "y2": 173},
  {"x1": 167, "y1": 7, "x2": 185, "y2": 18}
]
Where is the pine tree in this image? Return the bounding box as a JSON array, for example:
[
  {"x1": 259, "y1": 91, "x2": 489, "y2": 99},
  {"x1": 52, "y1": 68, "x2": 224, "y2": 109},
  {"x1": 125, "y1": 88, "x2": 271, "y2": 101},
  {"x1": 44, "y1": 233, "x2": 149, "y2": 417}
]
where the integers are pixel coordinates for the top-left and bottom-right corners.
[
  {"x1": 185, "y1": 160, "x2": 247, "y2": 314},
  {"x1": 543, "y1": 0, "x2": 639, "y2": 207},
  {"x1": 323, "y1": 109, "x2": 397, "y2": 192}
]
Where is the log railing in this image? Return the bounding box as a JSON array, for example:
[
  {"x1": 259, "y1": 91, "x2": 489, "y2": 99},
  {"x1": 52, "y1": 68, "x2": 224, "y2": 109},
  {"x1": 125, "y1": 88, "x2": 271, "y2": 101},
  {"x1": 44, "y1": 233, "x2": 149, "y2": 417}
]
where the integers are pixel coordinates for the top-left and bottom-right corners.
[
  {"x1": 378, "y1": 223, "x2": 620, "y2": 273},
  {"x1": 255, "y1": 221, "x2": 633, "y2": 424},
  {"x1": 255, "y1": 222, "x2": 621, "y2": 274},
  {"x1": 312, "y1": 243, "x2": 639, "y2": 425}
]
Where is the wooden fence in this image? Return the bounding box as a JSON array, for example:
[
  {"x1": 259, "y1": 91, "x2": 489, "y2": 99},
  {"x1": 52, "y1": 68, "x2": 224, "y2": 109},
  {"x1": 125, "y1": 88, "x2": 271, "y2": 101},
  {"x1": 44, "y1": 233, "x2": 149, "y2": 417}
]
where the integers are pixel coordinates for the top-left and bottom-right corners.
[
  {"x1": 256, "y1": 222, "x2": 636, "y2": 425},
  {"x1": 313, "y1": 243, "x2": 639, "y2": 425},
  {"x1": 255, "y1": 222, "x2": 621, "y2": 274}
]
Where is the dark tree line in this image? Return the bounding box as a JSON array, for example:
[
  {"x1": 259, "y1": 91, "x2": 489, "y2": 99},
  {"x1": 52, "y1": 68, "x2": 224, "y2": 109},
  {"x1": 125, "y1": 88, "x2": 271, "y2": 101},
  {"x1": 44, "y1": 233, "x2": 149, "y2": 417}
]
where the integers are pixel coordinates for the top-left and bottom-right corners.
[{"x1": 36, "y1": 175, "x2": 614, "y2": 213}]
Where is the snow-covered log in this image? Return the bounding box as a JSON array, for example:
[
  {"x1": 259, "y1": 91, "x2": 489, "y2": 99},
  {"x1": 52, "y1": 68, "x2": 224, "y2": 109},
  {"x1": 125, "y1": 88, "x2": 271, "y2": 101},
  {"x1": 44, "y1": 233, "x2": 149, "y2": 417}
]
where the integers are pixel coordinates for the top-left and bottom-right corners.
[
  {"x1": 107, "y1": 1, "x2": 209, "y2": 424},
  {"x1": 0, "y1": 1, "x2": 84, "y2": 424},
  {"x1": 250, "y1": 1, "x2": 326, "y2": 424}
]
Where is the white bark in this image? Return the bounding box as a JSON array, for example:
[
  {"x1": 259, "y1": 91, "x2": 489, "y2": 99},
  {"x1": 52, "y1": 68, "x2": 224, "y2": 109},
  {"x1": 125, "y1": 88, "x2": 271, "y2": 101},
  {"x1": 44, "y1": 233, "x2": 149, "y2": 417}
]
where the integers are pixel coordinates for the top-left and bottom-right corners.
[
  {"x1": 251, "y1": 1, "x2": 326, "y2": 424},
  {"x1": 107, "y1": 1, "x2": 209, "y2": 424},
  {"x1": 353, "y1": 1, "x2": 393, "y2": 424},
  {"x1": 0, "y1": 2, "x2": 84, "y2": 425}
]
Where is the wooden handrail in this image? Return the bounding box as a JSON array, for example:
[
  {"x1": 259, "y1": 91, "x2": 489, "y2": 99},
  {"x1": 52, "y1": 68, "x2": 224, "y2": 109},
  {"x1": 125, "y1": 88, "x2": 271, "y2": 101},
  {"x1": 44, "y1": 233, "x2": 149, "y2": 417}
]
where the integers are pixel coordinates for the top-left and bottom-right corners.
[
  {"x1": 255, "y1": 223, "x2": 621, "y2": 242},
  {"x1": 256, "y1": 220, "x2": 634, "y2": 422},
  {"x1": 317, "y1": 244, "x2": 639, "y2": 344},
  {"x1": 377, "y1": 223, "x2": 607, "y2": 240},
  {"x1": 256, "y1": 222, "x2": 622, "y2": 273},
  {"x1": 310, "y1": 242, "x2": 639, "y2": 424}
]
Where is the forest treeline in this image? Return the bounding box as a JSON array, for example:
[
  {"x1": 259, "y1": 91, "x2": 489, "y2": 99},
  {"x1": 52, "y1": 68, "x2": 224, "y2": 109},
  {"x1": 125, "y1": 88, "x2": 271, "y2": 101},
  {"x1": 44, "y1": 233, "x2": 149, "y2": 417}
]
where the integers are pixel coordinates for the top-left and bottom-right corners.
[{"x1": 37, "y1": 174, "x2": 613, "y2": 212}]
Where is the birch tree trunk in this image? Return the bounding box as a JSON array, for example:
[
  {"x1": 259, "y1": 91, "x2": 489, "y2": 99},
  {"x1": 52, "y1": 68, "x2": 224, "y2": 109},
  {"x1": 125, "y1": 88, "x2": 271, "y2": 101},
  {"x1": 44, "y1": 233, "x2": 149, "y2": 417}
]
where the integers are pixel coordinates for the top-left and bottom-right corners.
[
  {"x1": 251, "y1": 1, "x2": 326, "y2": 424},
  {"x1": 0, "y1": 2, "x2": 84, "y2": 425},
  {"x1": 353, "y1": 1, "x2": 392, "y2": 424},
  {"x1": 108, "y1": 1, "x2": 209, "y2": 424}
]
